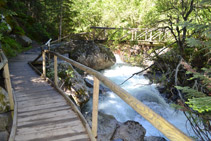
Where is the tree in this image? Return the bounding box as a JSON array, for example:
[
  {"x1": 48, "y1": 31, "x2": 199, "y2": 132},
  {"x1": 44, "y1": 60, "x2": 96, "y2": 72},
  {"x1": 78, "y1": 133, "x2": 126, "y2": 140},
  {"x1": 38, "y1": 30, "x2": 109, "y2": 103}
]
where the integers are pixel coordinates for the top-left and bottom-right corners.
[{"x1": 143, "y1": 0, "x2": 210, "y2": 58}]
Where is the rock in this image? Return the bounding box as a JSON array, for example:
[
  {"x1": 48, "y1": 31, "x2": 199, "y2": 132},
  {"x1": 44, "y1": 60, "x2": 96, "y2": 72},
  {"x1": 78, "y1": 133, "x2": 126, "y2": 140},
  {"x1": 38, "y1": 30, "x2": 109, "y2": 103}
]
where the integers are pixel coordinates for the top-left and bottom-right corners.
[
  {"x1": 144, "y1": 136, "x2": 167, "y2": 141},
  {"x1": 112, "y1": 121, "x2": 146, "y2": 141},
  {"x1": 84, "y1": 78, "x2": 110, "y2": 94},
  {"x1": 0, "y1": 113, "x2": 11, "y2": 131},
  {"x1": 1, "y1": 14, "x2": 12, "y2": 33},
  {"x1": 17, "y1": 35, "x2": 32, "y2": 47},
  {"x1": 85, "y1": 112, "x2": 119, "y2": 141},
  {"x1": 48, "y1": 62, "x2": 89, "y2": 107},
  {"x1": 0, "y1": 87, "x2": 10, "y2": 113},
  {"x1": 0, "y1": 131, "x2": 9, "y2": 141},
  {"x1": 54, "y1": 40, "x2": 116, "y2": 70}
]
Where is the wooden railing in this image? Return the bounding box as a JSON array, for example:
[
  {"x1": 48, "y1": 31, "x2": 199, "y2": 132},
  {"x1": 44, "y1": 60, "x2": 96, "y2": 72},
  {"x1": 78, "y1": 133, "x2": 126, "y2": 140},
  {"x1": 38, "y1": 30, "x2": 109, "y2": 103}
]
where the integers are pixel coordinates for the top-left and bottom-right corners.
[
  {"x1": 0, "y1": 49, "x2": 14, "y2": 114},
  {"x1": 41, "y1": 50, "x2": 192, "y2": 141},
  {"x1": 0, "y1": 49, "x2": 17, "y2": 141},
  {"x1": 90, "y1": 26, "x2": 173, "y2": 43}
]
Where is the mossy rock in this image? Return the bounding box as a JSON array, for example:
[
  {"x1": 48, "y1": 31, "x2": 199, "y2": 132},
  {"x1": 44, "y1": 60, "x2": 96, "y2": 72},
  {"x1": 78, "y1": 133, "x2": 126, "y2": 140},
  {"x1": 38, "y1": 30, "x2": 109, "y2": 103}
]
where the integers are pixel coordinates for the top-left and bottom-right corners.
[{"x1": 0, "y1": 87, "x2": 10, "y2": 113}]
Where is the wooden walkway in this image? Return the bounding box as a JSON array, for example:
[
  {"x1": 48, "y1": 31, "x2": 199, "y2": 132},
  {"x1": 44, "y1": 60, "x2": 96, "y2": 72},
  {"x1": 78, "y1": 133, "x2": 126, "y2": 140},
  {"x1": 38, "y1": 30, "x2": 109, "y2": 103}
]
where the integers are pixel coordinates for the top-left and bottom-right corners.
[{"x1": 9, "y1": 52, "x2": 89, "y2": 141}]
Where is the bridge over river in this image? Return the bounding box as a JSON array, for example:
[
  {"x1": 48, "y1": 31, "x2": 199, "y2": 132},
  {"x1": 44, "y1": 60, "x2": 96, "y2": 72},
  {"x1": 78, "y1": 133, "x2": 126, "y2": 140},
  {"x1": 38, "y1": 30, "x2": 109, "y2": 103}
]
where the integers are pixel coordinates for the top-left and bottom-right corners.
[{"x1": 0, "y1": 37, "x2": 191, "y2": 141}]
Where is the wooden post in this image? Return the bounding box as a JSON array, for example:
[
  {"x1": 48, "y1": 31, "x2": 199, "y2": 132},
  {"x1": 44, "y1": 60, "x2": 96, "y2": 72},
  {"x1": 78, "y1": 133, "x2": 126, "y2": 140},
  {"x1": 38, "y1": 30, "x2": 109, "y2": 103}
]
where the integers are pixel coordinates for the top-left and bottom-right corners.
[
  {"x1": 42, "y1": 51, "x2": 46, "y2": 78},
  {"x1": 150, "y1": 31, "x2": 153, "y2": 41},
  {"x1": 145, "y1": 30, "x2": 148, "y2": 41},
  {"x1": 3, "y1": 63, "x2": 14, "y2": 115},
  {"x1": 92, "y1": 77, "x2": 99, "y2": 140},
  {"x1": 93, "y1": 29, "x2": 95, "y2": 40},
  {"x1": 54, "y1": 55, "x2": 58, "y2": 86},
  {"x1": 135, "y1": 30, "x2": 137, "y2": 40},
  {"x1": 159, "y1": 30, "x2": 161, "y2": 42},
  {"x1": 48, "y1": 41, "x2": 51, "y2": 65},
  {"x1": 131, "y1": 30, "x2": 134, "y2": 41},
  {"x1": 104, "y1": 29, "x2": 106, "y2": 40}
]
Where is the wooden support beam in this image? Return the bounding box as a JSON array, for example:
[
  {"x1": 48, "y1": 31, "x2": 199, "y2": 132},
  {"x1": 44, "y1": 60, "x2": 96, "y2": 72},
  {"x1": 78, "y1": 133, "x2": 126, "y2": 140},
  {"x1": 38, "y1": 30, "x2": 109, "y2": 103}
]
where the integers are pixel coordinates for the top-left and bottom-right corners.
[
  {"x1": 42, "y1": 51, "x2": 46, "y2": 78},
  {"x1": 54, "y1": 55, "x2": 58, "y2": 86},
  {"x1": 3, "y1": 63, "x2": 14, "y2": 114},
  {"x1": 92, "y1": 77, "x2": 99, "y2": 140}
]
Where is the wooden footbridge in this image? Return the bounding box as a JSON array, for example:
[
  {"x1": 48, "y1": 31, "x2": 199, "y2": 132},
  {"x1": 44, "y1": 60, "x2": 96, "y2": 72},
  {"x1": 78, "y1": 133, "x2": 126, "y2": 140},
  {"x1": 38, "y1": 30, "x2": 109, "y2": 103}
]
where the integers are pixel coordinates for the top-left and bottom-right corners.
[
  {"x1": 90, "y1": 26, "x2": 173, "y2": 44},
  {"x1": 0, "y1": 39, "x2": 192, "y2": 141}
]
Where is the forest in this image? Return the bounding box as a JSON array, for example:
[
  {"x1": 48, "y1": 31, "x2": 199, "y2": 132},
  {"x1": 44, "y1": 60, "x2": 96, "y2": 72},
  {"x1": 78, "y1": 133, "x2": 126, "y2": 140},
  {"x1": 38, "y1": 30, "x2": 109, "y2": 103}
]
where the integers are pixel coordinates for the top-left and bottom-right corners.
[{"x1": 0, "y1": 0, "x2": 210, "y2": 140}]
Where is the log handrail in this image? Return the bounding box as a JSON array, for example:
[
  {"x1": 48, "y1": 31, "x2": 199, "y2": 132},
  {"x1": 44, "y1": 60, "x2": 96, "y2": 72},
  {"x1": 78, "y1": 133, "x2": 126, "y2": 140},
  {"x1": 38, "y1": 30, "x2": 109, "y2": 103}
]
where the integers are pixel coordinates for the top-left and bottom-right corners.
[
  {"x1": 42, "y1": 50, "x2": 192, "y2": 141},
  {"x1": 0, "y1": 49, "x2": 17, "y2": 141},
  {"x1": 0, "y1": 49, "x2": 14, "y2": 113}
]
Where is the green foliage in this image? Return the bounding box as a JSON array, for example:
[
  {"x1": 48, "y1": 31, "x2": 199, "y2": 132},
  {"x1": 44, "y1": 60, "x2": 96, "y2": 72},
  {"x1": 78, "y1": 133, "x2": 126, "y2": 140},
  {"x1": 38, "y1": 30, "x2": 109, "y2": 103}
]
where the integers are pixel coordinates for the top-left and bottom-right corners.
[
  {"x1": 26, "y1": 22, "x2": 50, "y2": 42},
  {"x1": 175, "y1": 67, "x2": 211, "y2": 114},
  {"x1": 13, "y1": 25, "x2": 25, "y2": 35},
  {"x1": 0, "y1": 22, "x2": 8, "y2": 40},
  {"x1": 175, "y1": 86, "x2": 205, "y2": 98},
  {"x1": 1, "y1": 36, "x2": 22, "y2": 57},
  {"x1": 186, "y1": 97, "x2": 211, "y2": 113}
]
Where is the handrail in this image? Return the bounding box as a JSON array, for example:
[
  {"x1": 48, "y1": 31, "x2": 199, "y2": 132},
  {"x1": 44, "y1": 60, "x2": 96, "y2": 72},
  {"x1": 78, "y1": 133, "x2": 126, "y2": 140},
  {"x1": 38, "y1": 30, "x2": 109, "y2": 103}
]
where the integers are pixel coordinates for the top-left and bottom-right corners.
[
  {"x1": 42, "y1": 50, "x2": 192, "y2": 141},
  {"x1": 0, "y1": 49, "x2": 14, "y2": 112},
  {"x1": 0, "y1": 49, "x2": 16, "y2": 141}
]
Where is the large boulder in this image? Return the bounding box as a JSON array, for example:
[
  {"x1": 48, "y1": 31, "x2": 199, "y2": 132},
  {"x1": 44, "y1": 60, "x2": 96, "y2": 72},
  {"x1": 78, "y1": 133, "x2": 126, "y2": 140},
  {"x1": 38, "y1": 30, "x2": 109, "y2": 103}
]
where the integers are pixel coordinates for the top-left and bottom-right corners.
[
  {"x1": 0, "y1": 87, "x2": 10, "y2": 113},
  {"x1": 48, "y1": 62, "x2": 90, "y2": 107},
  {"x1": 17, "y1": 35, "x2": 32, "y2": 47},
  {"x1": 112, "y1": 121, "x2": 146, "y2": 141},
  {"x1": 85, "y1": 112, "x2": 119, "y2": 141},
  {"x1": 54, "y1": 40, "x2": 116, "y2": 70}
]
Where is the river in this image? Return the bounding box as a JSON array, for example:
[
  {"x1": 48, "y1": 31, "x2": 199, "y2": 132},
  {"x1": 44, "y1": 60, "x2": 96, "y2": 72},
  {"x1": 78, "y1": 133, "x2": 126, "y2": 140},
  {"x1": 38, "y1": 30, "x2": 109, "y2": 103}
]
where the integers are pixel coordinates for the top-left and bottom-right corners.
[{"x1": 82, "y1": 54, "x2": 196, "y2": 139}]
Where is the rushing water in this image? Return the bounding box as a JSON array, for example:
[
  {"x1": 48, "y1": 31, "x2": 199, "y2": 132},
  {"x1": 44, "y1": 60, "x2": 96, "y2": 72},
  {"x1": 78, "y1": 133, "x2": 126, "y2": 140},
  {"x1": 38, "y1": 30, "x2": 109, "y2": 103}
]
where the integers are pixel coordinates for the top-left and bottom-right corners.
[{"x1": 83, "y1": 54, "x2": 196, "y2": 139}]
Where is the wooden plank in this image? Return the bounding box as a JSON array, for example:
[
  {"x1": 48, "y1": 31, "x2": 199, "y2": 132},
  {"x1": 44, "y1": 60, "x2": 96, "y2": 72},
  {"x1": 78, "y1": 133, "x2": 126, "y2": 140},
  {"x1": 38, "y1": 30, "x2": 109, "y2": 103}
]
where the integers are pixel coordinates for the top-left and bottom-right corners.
[
  {"x1": 17, "y1": 113, "x2": 77, "y2": 127},
  {"x1": 17, "y1": 93, "x2": 60, "y2": 102},
  {"x1": 18, "y1": 102, "x2": 68, "y2": 113},
  {"x1": 92, "y1": 77, "x2": 99, "y2": 140},
  {"x1": 15, "y1": 88, "x2": 54, "y2": 97},
  {"x1": 18, "y1": 110, "x2": 75, "y2": 123},
  {"x1": 18, "y1": 97, "x2": 66, "y2": 107},
  {"x1": 17, "y1": 118, "x2": 82, "y2": 135},
  {"x1": 15, "y1": 126, "x2": 88, "y2": 141},
  {"x1": 14, "y1": 85, "x2": 53, "y2": 93},
  {"x1": 18, "y1": 105, "x2": 70, "y2": 117},
  {"x1": 12, "y1": 81, "x2": 49, "y2": 88}
]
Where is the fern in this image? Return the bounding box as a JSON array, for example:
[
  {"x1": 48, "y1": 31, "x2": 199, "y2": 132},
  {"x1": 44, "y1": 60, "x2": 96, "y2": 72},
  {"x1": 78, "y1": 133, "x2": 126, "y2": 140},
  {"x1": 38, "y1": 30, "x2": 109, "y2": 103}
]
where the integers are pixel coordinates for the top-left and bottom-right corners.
[{"x1": 186, "y1": 97, "x2": 211, "y2": 113}]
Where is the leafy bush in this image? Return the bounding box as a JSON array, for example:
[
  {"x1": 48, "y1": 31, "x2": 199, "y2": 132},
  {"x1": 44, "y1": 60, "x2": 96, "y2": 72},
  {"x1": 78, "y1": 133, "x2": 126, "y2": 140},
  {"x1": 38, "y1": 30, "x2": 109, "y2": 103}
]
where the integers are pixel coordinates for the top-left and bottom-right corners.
[
  {"x1": 1, "y1": 36, "x2": 22, "y2": 57},
  {"x1": 26, "y1": 22, "x2": 50, "y2": 42}
]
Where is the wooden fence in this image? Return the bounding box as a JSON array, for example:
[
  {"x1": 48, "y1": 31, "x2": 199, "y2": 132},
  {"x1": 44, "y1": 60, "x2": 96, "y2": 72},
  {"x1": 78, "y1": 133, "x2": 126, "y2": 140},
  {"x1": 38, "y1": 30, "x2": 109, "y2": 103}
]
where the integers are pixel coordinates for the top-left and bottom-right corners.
[
  {"x1": 0, "y1": 49, "x2": 14, "y2": 114},
  {"x1": 0, "y1": 49, "x2": 17, "y2": 141},
  {"x1": 90, "y1": 26, "x2": 173, "y2": 43},
  {"x1": 41, "y1": 49, "x2": 192, "y2": 141}
]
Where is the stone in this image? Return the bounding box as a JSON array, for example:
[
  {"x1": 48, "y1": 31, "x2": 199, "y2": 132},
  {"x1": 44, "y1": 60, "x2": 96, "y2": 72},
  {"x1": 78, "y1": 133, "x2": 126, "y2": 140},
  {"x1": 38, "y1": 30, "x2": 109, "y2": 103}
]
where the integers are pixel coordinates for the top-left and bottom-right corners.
[
  {"x1": 0, "y1": 113, "x2": 11, "y2": 131},
  {"x1": 17, "y1": 35, "x2": 32, "y2": 47},
  {"x1": 144, "y1": 136, "x2": 167, "y2": 141},
  {"x1": 112, "y1": 120, "x2": 146, "y2": 141},
  {"x1": 1, "y1": 14, "x2": 12, "y2": 33},
  {"x1": 0, "y1": 131, "x2": 9, "y2": 141},
  {"x1": 85, "y1": 112, "x2": 119, "y2": 141},
  {"x1": 53, "y1": 40, "x2": 116, "y2": 70},
  {"x1": 0, "y1": 87, "x2": 10, "y2": 113},
  {"x1": 84, "y1": 78, "x2": 110, "y2": 94}
]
